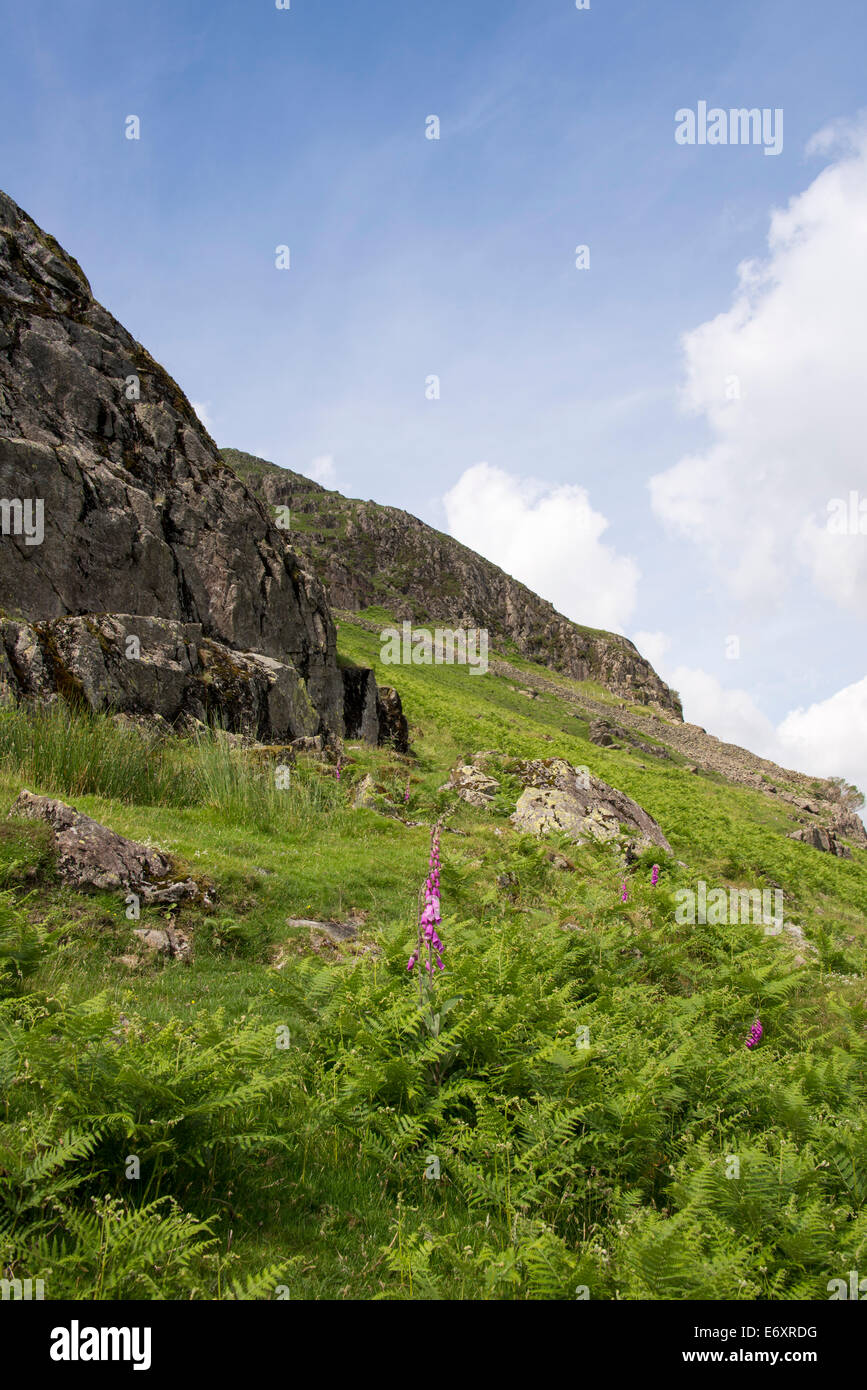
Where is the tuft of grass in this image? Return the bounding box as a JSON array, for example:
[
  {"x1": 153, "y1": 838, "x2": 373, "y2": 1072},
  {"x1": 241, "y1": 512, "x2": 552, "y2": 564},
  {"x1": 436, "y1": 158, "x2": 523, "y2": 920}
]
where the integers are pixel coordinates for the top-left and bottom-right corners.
[{"x1": 0, "y1": 704, "x2": 178, "y2": 804}]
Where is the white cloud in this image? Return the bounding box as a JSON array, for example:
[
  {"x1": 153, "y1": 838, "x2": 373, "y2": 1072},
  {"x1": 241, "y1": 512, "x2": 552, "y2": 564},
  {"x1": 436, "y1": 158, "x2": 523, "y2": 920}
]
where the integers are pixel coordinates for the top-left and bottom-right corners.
[
  {"x1": 306, "y1": 454, "x2": 337, "y2": 486},
  {"x1": 666, "y1": 664, "x2": 778, "y2": 750},
  {"x1": 633, "y1": 630, "x2": 673, "y2": 674},
  {"x1": 649, "y1": 119, "x2": 867, "y2": 611},
  {"x1": 639, "y1": 638, "x2": 867, "y2": 812},
  {"x1": 776, "y1": 675, "x2": 867, "y2": 802},
  {"x1": 190, "y1": 400, "x2": 215, "y2": 433},
  {"x1": 443, "y1": 462, "x2": 639, "y2": 632}
]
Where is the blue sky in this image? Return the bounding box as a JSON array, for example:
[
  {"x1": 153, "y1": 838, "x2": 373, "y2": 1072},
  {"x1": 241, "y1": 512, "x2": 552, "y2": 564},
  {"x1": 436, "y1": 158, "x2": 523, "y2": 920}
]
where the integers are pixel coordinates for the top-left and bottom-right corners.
[{"x1": 2, "y1": 0, "x2": 867, "y2": 795}]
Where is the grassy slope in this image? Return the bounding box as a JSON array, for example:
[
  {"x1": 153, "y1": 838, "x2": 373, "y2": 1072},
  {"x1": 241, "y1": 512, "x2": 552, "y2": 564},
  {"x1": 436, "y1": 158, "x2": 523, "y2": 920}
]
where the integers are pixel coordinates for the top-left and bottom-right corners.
[{"x1": 0, "y1": 621, "x2": 865, "y2": 1299}]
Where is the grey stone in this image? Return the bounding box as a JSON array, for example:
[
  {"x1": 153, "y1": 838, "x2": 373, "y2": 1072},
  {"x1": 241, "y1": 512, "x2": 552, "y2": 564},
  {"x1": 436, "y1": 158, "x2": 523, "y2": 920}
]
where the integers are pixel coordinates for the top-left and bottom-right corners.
[
  {"x1": 440, "y1": 759, "x2": 500, "y2": 808},
  {"x1": 132, "y1": 927, "x2": 192, "y2": 961},
  {"x1": 8, "y1": 789, "x2": 198, "y2": 900},
  {"x1": 376, "y1": 685, "x2": 410, "y2": 752},
  {"x1": 0, "y1": 613, "x2": 320, "y2": 742}
]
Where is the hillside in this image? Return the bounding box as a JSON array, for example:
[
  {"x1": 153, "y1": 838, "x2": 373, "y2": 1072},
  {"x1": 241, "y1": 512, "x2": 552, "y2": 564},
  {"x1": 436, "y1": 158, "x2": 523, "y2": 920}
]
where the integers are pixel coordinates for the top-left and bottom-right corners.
[
  {"x1": 1, "y1": 195, "x2": 865, "y2": 1306},
  {"x1": 221, "y1": 448, "x2": 683, "y2": 717},
  {"x1": 220, "y1": 448, "x2": 864, "y2": 845}
]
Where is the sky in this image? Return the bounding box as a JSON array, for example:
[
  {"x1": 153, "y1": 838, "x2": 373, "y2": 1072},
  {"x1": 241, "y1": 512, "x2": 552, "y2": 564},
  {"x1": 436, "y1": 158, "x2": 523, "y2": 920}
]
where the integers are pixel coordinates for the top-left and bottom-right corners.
[{"x1": 1, "y1": 0, "x2": 866, "y2": 804}]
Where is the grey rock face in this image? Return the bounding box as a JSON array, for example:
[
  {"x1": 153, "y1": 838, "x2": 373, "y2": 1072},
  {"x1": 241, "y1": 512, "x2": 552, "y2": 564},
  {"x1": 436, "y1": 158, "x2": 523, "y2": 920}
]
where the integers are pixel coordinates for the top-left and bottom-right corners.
[
  {"x1": 0, "y1": 614, "x2": 321, "y2": 741},
  {"x1": 0, "y1": 190, "x2": 402, "y2": 745},
  {"x1": 8, "y1": 789, "x2": 199, "y2": 900},
  {"x1": 828, "y1": 806, "x2": 867, "y2": 848},
  {"x1": 342, "y1": 667, "x2": 380, "y2": 744},
  {"x1": 376, "y1": 685, "x2": 409, "y2": 752},
  {"x1": 787, "y1": 825, "x2": 853, "y2": 858}
]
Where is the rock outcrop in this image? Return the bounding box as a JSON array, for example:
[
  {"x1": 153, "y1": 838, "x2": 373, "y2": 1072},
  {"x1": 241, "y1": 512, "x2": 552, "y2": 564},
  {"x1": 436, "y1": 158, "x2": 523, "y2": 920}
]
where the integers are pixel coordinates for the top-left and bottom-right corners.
[
  {"x1": 588, "y1": 716, "x2": 672, "y2": 761},
  {"x1": 0, "y1": 190, "x2": 400, "y2": 744},
  {"x1": 508, "y1": 758, "x2": 672, "y2": 854},
  {"x1": 438, "y1": 751, "x2": 672, "y2": 854},
  {"x1": 787, "y1": 825, "x2": 853, "y2": 859},
  {"x1": 0, "y1": 614, "x2": 323, "y2": 742}
]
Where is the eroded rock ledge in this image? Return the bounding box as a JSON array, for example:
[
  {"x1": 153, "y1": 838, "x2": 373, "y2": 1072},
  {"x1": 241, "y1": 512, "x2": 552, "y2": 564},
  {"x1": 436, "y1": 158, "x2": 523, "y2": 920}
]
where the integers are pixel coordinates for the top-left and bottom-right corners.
[{"x1": 0, "y1": 612, "x2": 406, "y2": 746}]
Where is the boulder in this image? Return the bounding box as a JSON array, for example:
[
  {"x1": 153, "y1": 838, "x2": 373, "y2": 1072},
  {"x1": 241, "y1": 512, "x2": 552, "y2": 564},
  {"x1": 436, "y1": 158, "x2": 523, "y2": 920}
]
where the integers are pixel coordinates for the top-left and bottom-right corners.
[
  {"x1": 509, "y1": 759, "x2": 671, "y2": 853},
  {"x1": 271, "y1": 915, "x2": 376, "y2": 966},
  {"x1": 588, "y1": 718, "x2": 617, "y2": 747},
  {"x1": 352, "y1": 773, "x2": 399, "y2": 815},
  {"x1": 588, "y1": 716, "x2": 672, "y2": 760},
  {"x1": 440, "y1": 760, "x2": 500, "y2": 808},
  {"x1": 131, "y1": 926, "x2": 192, "y2": 962},
  {"x1": 8, "y1": 789, "x2": 199, "y2": 900},
  {"x1": 285, "y1": 917, "x2": 358, "y2": 944},
  {"x1": 291, "y1": 735, "x2": 323, "y2": 753}
]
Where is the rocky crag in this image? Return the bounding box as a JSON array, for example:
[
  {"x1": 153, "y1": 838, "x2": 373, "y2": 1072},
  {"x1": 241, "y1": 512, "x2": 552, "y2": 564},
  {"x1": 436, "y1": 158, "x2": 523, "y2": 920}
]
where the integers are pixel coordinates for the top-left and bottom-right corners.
[
  {"x1": 221, "y1": 449, "x2": 683, "y2": 717},
  {"x1": 0, "y1": 191, "x2": 402, "y2": 745}
]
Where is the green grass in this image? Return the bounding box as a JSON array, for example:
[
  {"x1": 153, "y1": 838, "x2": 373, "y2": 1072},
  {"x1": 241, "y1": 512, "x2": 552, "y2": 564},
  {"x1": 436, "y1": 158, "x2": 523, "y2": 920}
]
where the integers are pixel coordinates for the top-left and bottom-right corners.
[{"x1": 0, "y1": 628, "x2": 865, "y2": 1300}]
